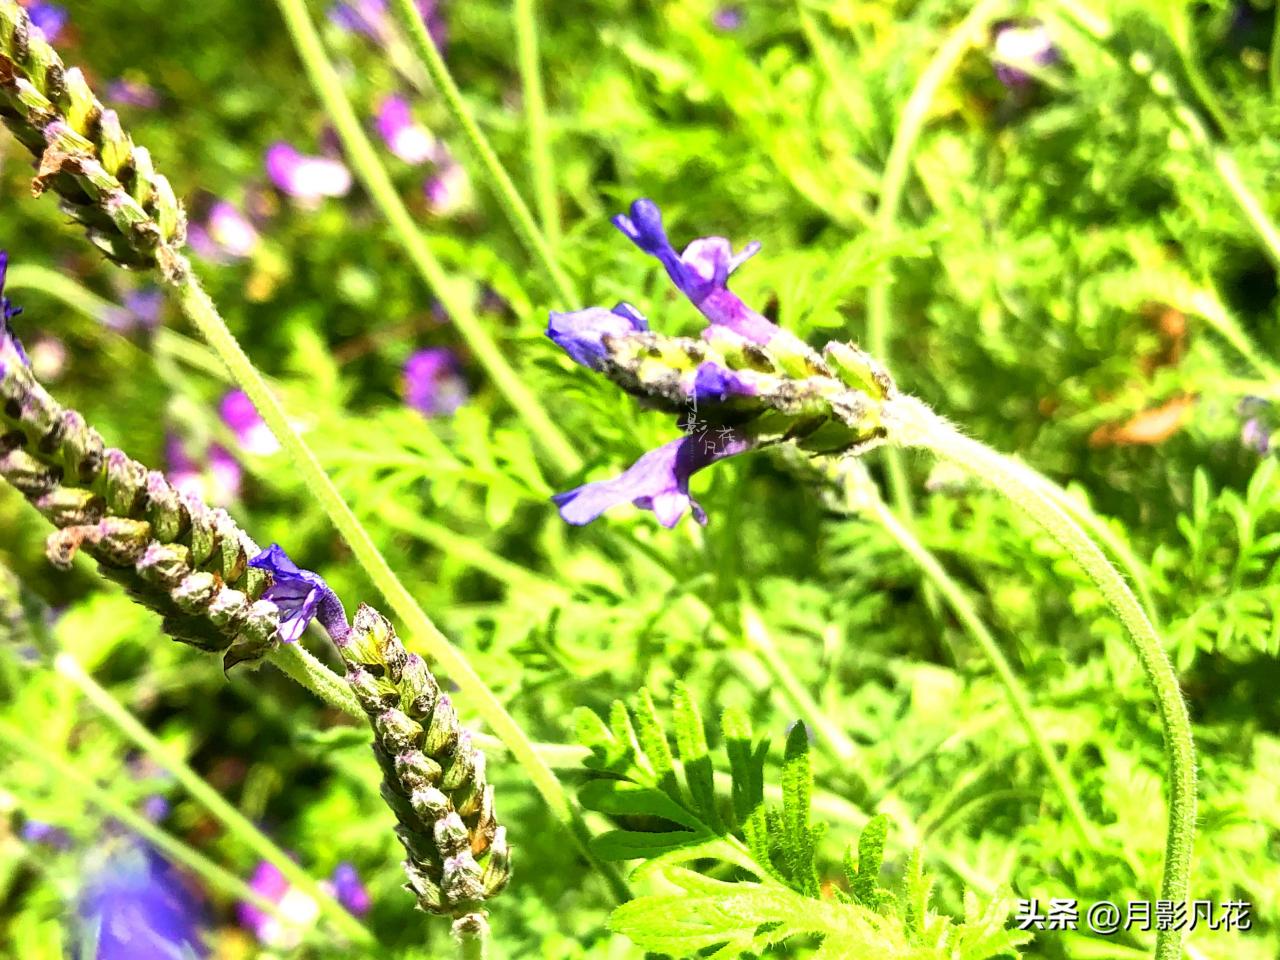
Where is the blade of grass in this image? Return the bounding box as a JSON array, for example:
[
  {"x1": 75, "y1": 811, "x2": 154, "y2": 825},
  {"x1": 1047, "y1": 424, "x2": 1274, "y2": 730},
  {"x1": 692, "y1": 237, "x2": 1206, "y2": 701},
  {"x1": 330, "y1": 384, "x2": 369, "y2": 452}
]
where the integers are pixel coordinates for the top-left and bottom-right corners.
[{"x1": 514, "y1": 0, "x2": 561, "y2": 247}]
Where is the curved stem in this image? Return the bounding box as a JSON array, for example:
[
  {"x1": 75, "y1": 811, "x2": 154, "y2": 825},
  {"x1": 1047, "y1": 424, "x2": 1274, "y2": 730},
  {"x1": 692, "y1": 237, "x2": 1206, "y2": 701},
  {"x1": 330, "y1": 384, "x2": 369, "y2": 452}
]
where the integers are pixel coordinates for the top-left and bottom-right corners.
[
  {"x1": 866, "y1": 0, "x2": 1005, "y2": 515},
  {"x1": 889, "y1": 395, "x2": 1196, "y2": 960},
  {"x1": 52, "y1": 652, "x2": 373, "y2": 944},
  {"x1": 272, "y1": 0, "x2": 581, "y2": 475},
  {"x1": 513, "y1": 0, "x2": 560, "y2": 247},
  {"x1": 387, "y1": 0, "x2": 578, "y2": 305},
  {"x1": 863, "y1": 494, "x2": 1099, "y2": 848},
  {"x1": 169, "y1": 273, "x2": 627, "y2": 904}
]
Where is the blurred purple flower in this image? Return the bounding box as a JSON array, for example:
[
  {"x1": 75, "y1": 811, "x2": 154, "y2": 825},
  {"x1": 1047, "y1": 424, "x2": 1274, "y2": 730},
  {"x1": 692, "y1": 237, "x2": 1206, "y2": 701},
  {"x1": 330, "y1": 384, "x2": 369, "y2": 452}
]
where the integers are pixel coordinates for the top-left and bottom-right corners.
[
  {"x1": 612, "y1": 198, "x2": 776, "y2": 345},
  {"x1": 20, "y1": 819, "x2": 71, "y2": 849},
  {"x1": 189, "y1": 200, "x2": 260, "y2": 262},
  {"x1": 712, "y1": 5, "x2": 743, "y2": 30},
  {"x1": 266, "y1": 142, "x2": 353, "y2": 206},
  {"x1": 329, "y1": 0, "x2": 446, "y2": 49},
  {"x1": 328, "y1": 863, "x2": 371, "y2": 917},
  {"x1": 376, "y1": 95, "x2": 440, "y2": 164},
  {"x1": 1239, "y1": 397, "x2": 1273, "y2": 454},
  {"x1": 26, "y1": 334, "x2": 66, "y2": 381},
  {"x1": 107, "y1": 78, "x2": 161, "y2": 109},
  {"x1": 142, "y1": 796, "x2": 170, "y2": 823},
  {"x1": 248, "y1": 544, "x2": 349, "y2": 643},
  {"x1": 403, "y1": 347, "x2": 467, "y2": 416},
  {"x1": 424, "y1": 160, "x2": 470, "y2": 214},
  {"x1": 25, "y1": 2, "x2": 67, "y2": 42},
  {"x1": 552, "y1": 430, "x2": 754, "y2": 527},
  {"x1": 220, "y1": 390, "x2": 280, "y2": 456},
  {"x1": 78, "y1": 839, "x2": 207, "y2": 960},
  {"x1": 992, "y1": 20, "x2": 1059, "y2": 88},
  {"x1": 100, "y1": 287, "x2": 164, "y2": 333},
  {"x1": 166, "y1": 433, "x2": 242, "y2": 506},
  {"x1": 238, "y1": 861, "x2": 318, "y2": 949},
  {"x1": 0, "y1": 250, "x2": 29, "y2": 370}
]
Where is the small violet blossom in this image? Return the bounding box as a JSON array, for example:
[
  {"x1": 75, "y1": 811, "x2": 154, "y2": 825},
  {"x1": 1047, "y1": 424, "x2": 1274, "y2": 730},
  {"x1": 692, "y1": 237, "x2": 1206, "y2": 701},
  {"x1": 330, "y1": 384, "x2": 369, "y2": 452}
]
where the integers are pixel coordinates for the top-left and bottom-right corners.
[
  {"x1": 25, "y1": 2, "x2": 67, "y2": 42},
  {"x1": 189, "y1": 200, "x2": 260, "y2": 262},
  {"x1": 1239, "y1": 396, "x2": 1273, "y2": 455},
  {"x1": 992, "y1": 20, "x2": 1059, "y2": 88},
  {"x1": 712, "y1": 5, "x2": 743, "y2": 30},
  {"x1": 166, "y1": 433, "x2": 242, "y2": 507},
  {"x1": 329, "y1": 0, "x2": 447, "y2": 50},
  {"x1": 266, "y1": 142, "x2": 353, "y2": 207},
  {"x1": 424, "y1": 159, "x2": 471, "y2": 215},
  {"x1": 79, "y1": 839, "x2": 207, "y2": 960},
  {"x1": 377, "y1": 95, "x2": 441, "y2": 164},
  {"x1": 238, "y1": 860, "x2": 369, "y2": 948},
  {"x1": 248, "y1": 544, "x2": 349, "y2": 643},
  {"x1": 100, "y1": 288, "x2": 164, "y2": 333},
  {"x1": 220, "y1": 389, "x2": 280, "y2": 456},
  {"x1": 107, "y1": 77, "x2": 161, "y2": 109},
  {"x1": 404, "y1": 347, "x2": 467, "y2": 416},
  {"x1": 0, "y1": 250, "x2": 29, "y2": 370},
  {"x1": 20, "y1": 820, "x2": 72, "y2": 849}
]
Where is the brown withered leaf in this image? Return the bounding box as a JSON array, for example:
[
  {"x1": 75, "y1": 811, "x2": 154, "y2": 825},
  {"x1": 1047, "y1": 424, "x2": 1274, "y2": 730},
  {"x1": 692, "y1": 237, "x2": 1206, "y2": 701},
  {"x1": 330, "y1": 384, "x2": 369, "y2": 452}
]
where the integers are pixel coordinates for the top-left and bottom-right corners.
[{"x1": 1089, "y1": 394, "x2": 1196, "y2": 447}]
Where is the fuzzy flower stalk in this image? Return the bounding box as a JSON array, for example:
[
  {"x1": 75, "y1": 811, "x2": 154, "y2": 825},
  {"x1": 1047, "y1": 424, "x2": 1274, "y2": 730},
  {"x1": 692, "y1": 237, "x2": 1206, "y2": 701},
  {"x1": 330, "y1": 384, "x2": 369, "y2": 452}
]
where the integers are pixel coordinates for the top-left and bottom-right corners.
[
  {"x1": 0, "y1": 0, "x2": 186, "y2": 277},
  {"x1": 552, "y1": 199, "x2": 1197, "y2": 960}
]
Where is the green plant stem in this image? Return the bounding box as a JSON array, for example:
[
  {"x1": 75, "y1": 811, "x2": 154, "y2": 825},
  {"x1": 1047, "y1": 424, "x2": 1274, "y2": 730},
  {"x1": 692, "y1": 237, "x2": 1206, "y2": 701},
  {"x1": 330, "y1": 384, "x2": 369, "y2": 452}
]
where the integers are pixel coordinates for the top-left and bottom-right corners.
[
  {"x1": 269, "y1": 640, "x2": 363, "y2": 716},
  {"x1": 272, "y1": 0, "x2": 581, "y2": 475},
  {"x1": 863, "y1": 494, "x2": 1099, "y2": 849},
  {"x1": 866, "y1": 0, "x2": 1004, "y2": 515},
  {"x1": 387, "y1": 0, "x2": 578, "y2": 304},
  {"x1": 454, "y1": 917, "x2": 490, "y2": 960},
  {"x1": 168, "y1": 273, "x2": 627, "y2": 903},
  {"x1": 1271, "y1": 5, "x2": 1280, "y2": 99},
  {"x1": 1053, "y1": 0, "x2": 1280, "y2": 267},
  {"x1": 741, "y1": 607, "x2": 859, "y2": 763},
  {"x1": 513, "y1": 0, "x2": 560, "y2": 247},
  {"x1": 889, "y1": 395, "x2": 1196, "y2": 960},
  {"x1": 51, "y1": 652, "x2": 372, "y2": 945},
  {"x1": 0, "y1": 723, "x2": 313, "y2": 936}
]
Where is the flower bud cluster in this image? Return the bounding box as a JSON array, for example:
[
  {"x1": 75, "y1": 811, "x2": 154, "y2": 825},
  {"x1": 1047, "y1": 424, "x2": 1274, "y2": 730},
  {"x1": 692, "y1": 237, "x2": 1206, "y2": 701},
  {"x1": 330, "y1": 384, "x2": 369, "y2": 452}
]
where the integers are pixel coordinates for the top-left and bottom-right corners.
[{"x1": 0, "y1": 0, "x2": 186, "y2": 277}]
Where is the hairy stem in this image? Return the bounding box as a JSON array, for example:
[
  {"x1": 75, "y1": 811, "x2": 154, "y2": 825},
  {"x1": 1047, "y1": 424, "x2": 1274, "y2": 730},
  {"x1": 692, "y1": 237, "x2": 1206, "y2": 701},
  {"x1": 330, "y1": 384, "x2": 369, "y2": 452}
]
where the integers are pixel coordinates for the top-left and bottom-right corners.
[
  {"x1": 513, "y1": 0, "x2": 561, "y2": 246},
  {"x1": 889, "y1": 395, "x2": 1196, "y2": 960},
  {"x1": 387, "y1": 0, "x2": 578, "y2": 304},
  {"x1": 52, "y1": 652, "x2": 372, "y2": 944},
  {"x1": 272, "y1": 0, "x2": 581, "y2": 474},
  {"x1": 168, "y1": 273, "x2": 626, "y2": 902},
  {"x1": 863, "y1": 493, "x2": 1099, "y2": 848},
  {"x1": 866, "y1": 0, "x2": 1004, "y2": 516}
]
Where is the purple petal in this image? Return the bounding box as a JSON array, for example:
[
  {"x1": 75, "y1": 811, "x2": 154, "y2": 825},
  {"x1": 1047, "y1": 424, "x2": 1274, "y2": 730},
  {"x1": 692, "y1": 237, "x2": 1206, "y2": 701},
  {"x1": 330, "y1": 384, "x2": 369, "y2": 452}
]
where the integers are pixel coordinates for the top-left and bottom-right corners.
[
  {"x1": 27, "y1": 3, "x2": 67, "y2": 42},
  {"x1": 220, "y1": 390, "x2": 280, "y2": 455},
  {"x1": 552, "y1": 430, "x2": 753, "y2": 528},
  {"x1": 377, "y1": 95, "x2": 439, "y2": 164},
  {"x1": 691, "y1": 362, "x2": 760, "y2": 402},
  {"x1": 547, "y1": 304, "x2": 648, "y2": 370},
  {"x1": 266, "y1": 142, "x2": 352, "y2": 202},
  {"x1": 330, "y1": 863, "x2": 371, "y2": 917},
  {"x1": 404, "y1": 347, "x2": 467, "y2": 416}
]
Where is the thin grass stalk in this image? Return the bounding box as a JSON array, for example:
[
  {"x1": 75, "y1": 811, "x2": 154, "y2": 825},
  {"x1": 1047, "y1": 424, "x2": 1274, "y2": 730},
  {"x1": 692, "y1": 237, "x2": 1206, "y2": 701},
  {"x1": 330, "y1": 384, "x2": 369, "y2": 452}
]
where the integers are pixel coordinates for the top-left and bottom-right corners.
[
  {"x1": 385, "y1": 0, "x2": 578, "y2": 304},
  {"x1": 271, "y1": 0, "x2": 581, "y2": 475},
  {"x1": 0, "y1": 722, "x2": 314, "y2": 943},
  {"x1": 887, "y1": 395, "x2": 1196, "y2": 960},
  {"x1": 50, "y1": 652, "x2": 372, "y2": 943},
  {"x1": 513, "y1": 0, "x2": 560, "y2": 246},
  {"x1": 169, "y1": 276, "x2": 627, "y2": 904},
  {"x1": 861, "y1": 491, "x2": 1099, "y2": 849},
  {"x1": 865, "y1": 0, "x2": 1006, "y2": 516}
]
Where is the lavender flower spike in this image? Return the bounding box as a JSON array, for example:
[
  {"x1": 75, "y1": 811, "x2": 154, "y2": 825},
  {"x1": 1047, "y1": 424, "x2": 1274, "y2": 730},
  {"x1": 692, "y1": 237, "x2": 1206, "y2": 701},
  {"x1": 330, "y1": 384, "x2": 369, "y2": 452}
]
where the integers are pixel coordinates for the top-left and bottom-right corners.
[
  {"x1": 248, "y1": 544, "x2": 349, "y2": 643},
  {"x1": 554, "y1": 431, "x2": 753, "y2": 527},
  {"x1": 612, "y1": 198, "x2": 778, "y2": 345}
]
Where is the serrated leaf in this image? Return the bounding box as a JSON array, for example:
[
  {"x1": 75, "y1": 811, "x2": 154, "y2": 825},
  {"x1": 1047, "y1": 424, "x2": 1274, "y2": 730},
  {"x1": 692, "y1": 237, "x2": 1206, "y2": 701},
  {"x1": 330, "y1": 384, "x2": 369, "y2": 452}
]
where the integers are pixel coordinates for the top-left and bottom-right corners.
[
  {"x1": 579, "y1": 779, "x2": 707, "y2": 832},
  {"x1": 780, "y1": 721, "x2": 819, "y2": 895},
  {"x1": 636, "y1": 688, "x2": 682, "y2": 802},
  {"x1": 846, "y1": 813, "x2": 892, "y2": 909},
  {"x1": 673, "y1": 681, "x2": 722, "y2": 832}
]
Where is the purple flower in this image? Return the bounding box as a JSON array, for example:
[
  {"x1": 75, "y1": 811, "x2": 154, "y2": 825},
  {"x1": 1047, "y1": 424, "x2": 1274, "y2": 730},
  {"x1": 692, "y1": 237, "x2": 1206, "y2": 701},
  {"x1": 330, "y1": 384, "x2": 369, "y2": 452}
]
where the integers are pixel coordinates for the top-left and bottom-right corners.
[
  {"x1": 376, "y1": 95, "x2": 440, "y2": 164},
  {"x1": 189, "y1": 200, "x2": 260, "y2": 262},
  {"x1": 552, "y1": 430, "x2": 754, "y2": 527},
  {"x1": 100, "y1": 287, "x2": 164, "y2": 333},
  {"x1": 992, "y1": 20, "x2": 1059, "y2": 88},
  {"x1": 547, "y1": 303, "x2": 649, "y2": 370},
  {"x1": 1239, "y1": 397, "x2": 1273, "y2": 454},
  {"x1": 423, "y1": 160, "x2": 470, "y2": 214},
  {"x1": 712, "y1": 5, "x2": 743, "y2": 30},
  {"x1": 611, "y1": 198, "x2": 777, "y2": 345},
  {"x1": 691, "y1": 361, "x2": 761, "y2": 402},
  {"x1": 403, "y1": 347, "x2": 467, "y2": 416},
  {"x1": 142, "y1": 796, "x2": 171, "y2": 823},
  {"x1": 0, "y1": 250, "x2": 29, "y2": 370},
  {"x1": 329, "y1": 0, "x2": 446, "y2": 49},
  {"x1": 266, "y1": 142, "x2": 353, "y2": 206},
  {"x1": 107, "y1": 77, "x2": 161, "y2": 109},
  {"x1": 20, "y1": 820, "x2": 71, "y2": 849},
  {"x1": 166, "y1": 433, "x2": 242, "y2": 507},
  {"x1": 25, "y1": 2, "x2": 67, "y2": 42},
  {"x1": 220, "y1": 390, "x2": 280, "y2": 456},
  {"x1": 248, "y1": 544, "x2": 349, "y2": 643},
  {"x1": 238, "y1": 861, "x2": 319, "y2": 949},
  {"x1": 328, "y1": 863, "x2": 371, "y2": 917},
  {"x1": 78, "y1": 839, "x2": 207, "y2": 960}
]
